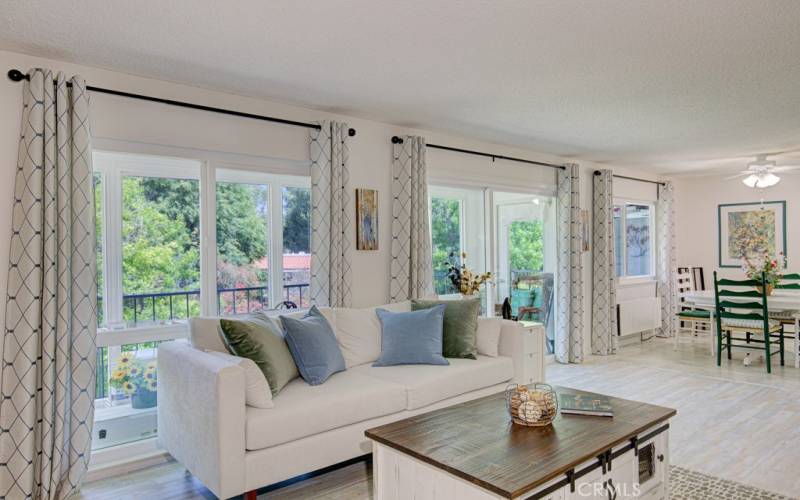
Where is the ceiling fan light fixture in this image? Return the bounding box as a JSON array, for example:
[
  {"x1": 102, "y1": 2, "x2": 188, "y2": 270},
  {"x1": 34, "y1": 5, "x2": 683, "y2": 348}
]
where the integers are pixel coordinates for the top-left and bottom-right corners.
[
  {"x1": 760, "y1": 172, "x2": 780, "y2": 187},
  {"x1": 742, "y1": 172, "x2": 780, "y2": 188},
  {"x1": 742, "y1": 174, "x2": 759, "y2": 188}
]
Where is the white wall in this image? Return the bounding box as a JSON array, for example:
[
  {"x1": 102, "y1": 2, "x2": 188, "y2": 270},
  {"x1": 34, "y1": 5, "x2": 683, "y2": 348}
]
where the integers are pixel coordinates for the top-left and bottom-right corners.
[
  {"x1": 674, "y1": 173, "x2": 800, "y2": 281},
  {"x1": 0, "y1": 49, "x2": 661, "y2": 359}
]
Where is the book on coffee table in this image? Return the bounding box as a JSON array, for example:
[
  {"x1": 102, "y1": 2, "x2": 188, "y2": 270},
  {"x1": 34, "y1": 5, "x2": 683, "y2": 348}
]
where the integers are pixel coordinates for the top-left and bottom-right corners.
[{"x1": 559, "y1": 393, "x2": 614, "y2": 417}]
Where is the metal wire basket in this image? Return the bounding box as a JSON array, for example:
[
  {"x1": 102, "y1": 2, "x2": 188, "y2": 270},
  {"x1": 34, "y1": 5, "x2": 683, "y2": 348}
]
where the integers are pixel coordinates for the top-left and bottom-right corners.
[{"x1": 505, "y1": 383, "x2": 558, "y2": 427}]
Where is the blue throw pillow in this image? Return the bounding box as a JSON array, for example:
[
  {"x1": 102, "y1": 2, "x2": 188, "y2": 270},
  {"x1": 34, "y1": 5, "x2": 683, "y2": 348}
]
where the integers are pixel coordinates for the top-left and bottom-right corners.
[
  {"x1": 373, "y1": 305, "x2": 449, "y2": 367},
  {"x1": 281, "y1": 306, "x2": 346, "y2": 385}
]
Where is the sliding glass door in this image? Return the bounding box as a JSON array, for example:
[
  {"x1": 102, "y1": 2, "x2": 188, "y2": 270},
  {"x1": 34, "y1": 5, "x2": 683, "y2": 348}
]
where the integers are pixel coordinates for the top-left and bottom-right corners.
[
  {"x1": 429, "y1": 185, "x2": 557, "y2": 353},
  {"x1": 492, "y1": 192, "x2": 556, "y2": 352}
]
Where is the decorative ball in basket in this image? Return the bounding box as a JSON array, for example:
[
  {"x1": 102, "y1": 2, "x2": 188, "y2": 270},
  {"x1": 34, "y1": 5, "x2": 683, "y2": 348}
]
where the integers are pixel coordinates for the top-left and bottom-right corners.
[{"x1": 505, "y1": 383, "x2": 558, "y2": 427}]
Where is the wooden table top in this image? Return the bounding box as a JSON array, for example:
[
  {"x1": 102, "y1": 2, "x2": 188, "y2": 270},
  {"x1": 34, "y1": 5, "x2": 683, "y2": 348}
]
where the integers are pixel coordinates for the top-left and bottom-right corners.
[{"x1": 365, "y1": 386, "x2": 676, "y2": 499}]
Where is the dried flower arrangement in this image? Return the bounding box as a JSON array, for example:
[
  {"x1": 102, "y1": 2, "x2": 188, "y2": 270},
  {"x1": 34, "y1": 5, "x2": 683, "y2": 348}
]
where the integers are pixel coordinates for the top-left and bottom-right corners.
[{"x1": 445, "y1": 252, "x2": 492, "y2": 296}]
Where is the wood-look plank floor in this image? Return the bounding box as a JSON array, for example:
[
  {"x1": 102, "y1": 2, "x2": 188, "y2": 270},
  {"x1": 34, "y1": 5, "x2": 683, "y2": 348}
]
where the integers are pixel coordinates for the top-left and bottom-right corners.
[{"x1": 76, "y1": 338, "x2": 800, "y2": 499}]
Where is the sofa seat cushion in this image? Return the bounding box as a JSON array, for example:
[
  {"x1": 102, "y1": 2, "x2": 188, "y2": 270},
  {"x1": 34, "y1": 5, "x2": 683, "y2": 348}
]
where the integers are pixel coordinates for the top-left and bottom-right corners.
[
  {"x1": 245, "y1": 370, "x2": 405, "y2": 450},
  {"x1": 352, "y1": 356, "x2": 513, "y2": 410}
]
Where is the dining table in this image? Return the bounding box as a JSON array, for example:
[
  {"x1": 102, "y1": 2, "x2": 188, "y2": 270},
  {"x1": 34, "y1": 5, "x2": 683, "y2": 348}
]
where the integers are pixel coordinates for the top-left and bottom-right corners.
[{"x1": 682, "y1": 289, "x2": 800, "y2": 368}]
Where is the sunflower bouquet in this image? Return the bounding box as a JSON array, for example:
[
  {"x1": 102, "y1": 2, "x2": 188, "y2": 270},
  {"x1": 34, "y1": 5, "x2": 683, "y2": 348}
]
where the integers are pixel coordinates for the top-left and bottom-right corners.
[{"x1": 110, "y1": 353, "x2": 158, "y2": 408}]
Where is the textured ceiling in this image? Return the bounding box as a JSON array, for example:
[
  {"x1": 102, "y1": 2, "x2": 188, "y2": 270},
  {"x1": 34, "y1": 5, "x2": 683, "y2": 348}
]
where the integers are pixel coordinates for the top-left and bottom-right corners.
[{"x1": 2, "y1": 0, "x2": 800, "y2": 173}]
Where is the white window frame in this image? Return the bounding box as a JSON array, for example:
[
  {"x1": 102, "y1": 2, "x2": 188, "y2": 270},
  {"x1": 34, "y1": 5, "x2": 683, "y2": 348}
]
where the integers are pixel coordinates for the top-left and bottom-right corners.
[
  {"x1": 93, "y1": 150, "x2": 311, "y2": 346},
  {"x1": 428, "y1": 185, "x2": 487, "y2": 298},
  {"x1": 90, "y1": 141, "x2": 311, "y2": 464},
  {"x1": 214, "y1": 167, "x2": 311, "y2": 312},
  {"x1": 428, "y1": 183, "x2": 557, "y2": 318},
  {"x1": 614, "y1": 198, "x2": 657, "y2": 284}
]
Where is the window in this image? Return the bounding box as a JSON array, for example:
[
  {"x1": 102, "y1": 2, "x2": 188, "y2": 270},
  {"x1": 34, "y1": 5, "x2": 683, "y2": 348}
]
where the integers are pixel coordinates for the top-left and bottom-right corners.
[
  {"x1": 92, "y1": 151, "x2": 310, "y2": 451},
  {"x1": 429, "y1": 186, "x2": 486, "y2": 301},
  {"x1": 430, "y1": 197, "x2": 462, "y2": 295},
  {"x1": 494, "y1": 192, "x2": 556, "y2": 354},
  {"x1": 613, "y1": 201, "x2": 654, "y2": 279},
  {"x1": 215, "y1": 176, "x2": 270, "y2": 314},
  {"x1": 282, "y1": 186, "x2": 311, "y2": 307},
  {"x1": 428, "y1": 186, "x2": 557, "y2": 354}
]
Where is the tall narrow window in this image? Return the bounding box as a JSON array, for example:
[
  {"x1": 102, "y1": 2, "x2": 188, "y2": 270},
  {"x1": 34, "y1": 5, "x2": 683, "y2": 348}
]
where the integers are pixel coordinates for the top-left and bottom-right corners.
[
  {"x1": 93, "y1": 151, "x2": 202, "y2": 452},
  {"x1": 494, "y1": 192, "x2": 556, "y2": 353},
  {"x1": 121, "y1": 175, "x2": 201, "y2": 326},
  {"x1": 94, "y1": 172, "x2": 105, "y2": 327},
  {"x1": 430, "y1": 197, "x2": 462, "y2": 295},
  {"x1": 216, "y1": 177, "x2": 270, "y2": 314},
  {"x1": 282, "y1": 186, "x2": 311, "y2": 307},
  {"x1": 614, "y1": 201, "x2": 654, "y2": 279}
]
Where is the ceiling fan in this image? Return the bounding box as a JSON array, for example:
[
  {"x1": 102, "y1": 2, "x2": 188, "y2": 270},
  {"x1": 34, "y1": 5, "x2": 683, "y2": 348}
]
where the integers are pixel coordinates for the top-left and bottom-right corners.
[{"x1": 727, "y1": 154, "x2": 800, "y2": 188}]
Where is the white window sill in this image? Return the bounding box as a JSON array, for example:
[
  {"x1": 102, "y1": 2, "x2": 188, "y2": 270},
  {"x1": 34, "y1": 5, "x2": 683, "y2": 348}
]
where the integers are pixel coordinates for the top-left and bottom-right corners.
[
  {"x1": 617, "y1": 276, "x2": 658, "y2": 287},
  {"x1": 97, "y1": 323, "x2": 188, "y2": 347}
]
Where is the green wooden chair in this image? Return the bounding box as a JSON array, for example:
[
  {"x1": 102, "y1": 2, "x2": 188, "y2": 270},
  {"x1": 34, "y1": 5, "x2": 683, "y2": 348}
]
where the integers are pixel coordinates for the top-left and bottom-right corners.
[
  {"x1": 713, "y1": 271, "x2": 785, "y2": 373},
  {"x1": 771, "y1": 273, "x2": 800, "y2": 368}
]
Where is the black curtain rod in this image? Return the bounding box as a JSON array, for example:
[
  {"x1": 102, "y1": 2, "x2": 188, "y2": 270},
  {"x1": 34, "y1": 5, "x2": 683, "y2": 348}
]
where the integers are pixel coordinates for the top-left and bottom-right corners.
[
  {"x1": 594, "y1": 170, "x2": 665, "y2": 186},
  {"x1": 391, "y1": 136, "x2": 565, "y2": 170},
  {"x1": 7, "y1": 69, "x2": 356, "y2": 137}
]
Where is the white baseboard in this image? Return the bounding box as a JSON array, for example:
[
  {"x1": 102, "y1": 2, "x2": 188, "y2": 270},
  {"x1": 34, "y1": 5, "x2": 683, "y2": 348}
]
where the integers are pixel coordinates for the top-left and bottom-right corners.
[{"x1": 86, "y1": 438, "x2": 172, "y2": 482}]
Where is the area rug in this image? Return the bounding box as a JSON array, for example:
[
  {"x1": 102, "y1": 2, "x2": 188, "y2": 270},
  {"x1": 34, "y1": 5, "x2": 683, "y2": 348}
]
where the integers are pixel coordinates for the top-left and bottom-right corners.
[{"x1": 670, "y1": 466, "x2": 795, "y2": 500}]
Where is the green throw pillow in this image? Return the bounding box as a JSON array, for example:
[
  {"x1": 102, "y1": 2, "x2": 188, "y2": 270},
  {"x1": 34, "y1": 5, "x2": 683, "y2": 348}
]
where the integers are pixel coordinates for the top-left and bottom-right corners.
[
  {"x1": 219, "y1": 313, "x2": 298, "y2": 396},
  {"x1": 411, "y1": 299, "x2": 479, "y2": 359}
]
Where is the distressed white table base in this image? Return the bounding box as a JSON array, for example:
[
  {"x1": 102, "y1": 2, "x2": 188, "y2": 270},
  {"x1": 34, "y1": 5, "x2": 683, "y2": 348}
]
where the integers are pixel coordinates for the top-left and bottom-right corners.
[{"x1": 372, "y1": 423, "x2": 670, "y2": 500}]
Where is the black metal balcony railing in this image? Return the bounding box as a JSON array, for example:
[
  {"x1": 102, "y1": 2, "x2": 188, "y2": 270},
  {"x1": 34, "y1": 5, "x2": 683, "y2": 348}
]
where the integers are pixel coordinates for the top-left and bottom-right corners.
[{"x1": 98, "y1": 283, "x2": 309, "y2": 327}]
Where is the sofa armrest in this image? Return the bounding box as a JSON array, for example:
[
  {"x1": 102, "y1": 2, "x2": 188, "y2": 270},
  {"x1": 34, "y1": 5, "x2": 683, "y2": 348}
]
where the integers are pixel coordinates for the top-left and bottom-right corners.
[
  {"x1": 157, "y1": 340, "x2": 246, "y2": 498},
  {"x1": 498, "y1": 320, "x2": 546, "y2": 384}
]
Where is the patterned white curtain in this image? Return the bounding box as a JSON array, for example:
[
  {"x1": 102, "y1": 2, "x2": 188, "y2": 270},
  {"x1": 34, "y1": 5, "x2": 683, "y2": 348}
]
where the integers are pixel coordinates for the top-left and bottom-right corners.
[
  {"x1": 555, "y1": 164, "x2": 584, "y2": 363},
  {"x1": 389, "y1": 136, "x2": 433, "y2": 301},
  {"x1": 309, "y1": 121, "x2": 352, "y2": 307},
  {"x1": 657, "y1": 181, "x2": 677, "y2": 337},
  {"x1": 592, "y1": 170, "x2": 617, "y2": 355},
  {"x1": 0, "y1": 69, "x2": 96, "y2": 499}
]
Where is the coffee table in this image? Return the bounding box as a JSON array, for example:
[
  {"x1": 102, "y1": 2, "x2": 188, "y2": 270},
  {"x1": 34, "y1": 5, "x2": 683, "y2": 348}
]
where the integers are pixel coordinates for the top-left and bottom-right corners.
[{"x1": 365, "y1": 386, "x2": 676, "y2": 499}]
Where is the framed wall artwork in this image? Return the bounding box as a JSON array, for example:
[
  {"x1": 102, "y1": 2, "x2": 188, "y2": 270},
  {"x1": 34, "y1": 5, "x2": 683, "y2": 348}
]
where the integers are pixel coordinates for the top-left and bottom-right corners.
[
  {"x1": 356, "y1": 188, "x2": 378, "y2": 250},
  {"x1": 718, "y1": 200, "x2": 786, "y2": 268}
]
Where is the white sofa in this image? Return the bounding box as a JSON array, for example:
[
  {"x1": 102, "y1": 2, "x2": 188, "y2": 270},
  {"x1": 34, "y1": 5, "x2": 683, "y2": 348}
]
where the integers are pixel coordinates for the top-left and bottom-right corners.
[{"x1": 157, "y1": 302, "x2": 545, "y2": 499}]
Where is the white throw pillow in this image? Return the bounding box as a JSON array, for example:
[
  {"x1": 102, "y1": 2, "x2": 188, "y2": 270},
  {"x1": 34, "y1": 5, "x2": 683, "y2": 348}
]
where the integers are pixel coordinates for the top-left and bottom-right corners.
[
  {"x1": 206, "y1": 350, "x2": 273, "y2": 409},
  {"x1": 333, "y1": 301, "x2": 411, "y2": 368},
  {"x1": 476, "y1": 317, "x2": 502, "y2": 357}
]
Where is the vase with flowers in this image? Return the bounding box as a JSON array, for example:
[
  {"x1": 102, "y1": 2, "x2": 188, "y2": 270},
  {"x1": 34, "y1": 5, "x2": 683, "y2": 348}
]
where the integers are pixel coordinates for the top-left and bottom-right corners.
[
  {"x1": 445, "y1": 251, "x2": 492, "y2": 296},
  {"x1": 110, "y1": 353, "x2": 158, "y2": 409},
  {"x1": 741, "y1": 251, "x2": 786, "y2": 295}
]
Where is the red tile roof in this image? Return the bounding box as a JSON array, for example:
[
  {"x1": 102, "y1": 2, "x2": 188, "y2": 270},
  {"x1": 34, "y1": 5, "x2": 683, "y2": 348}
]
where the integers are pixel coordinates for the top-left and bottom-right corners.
[{"x1": 254, "y1": 253, "x2": 310, "y2": 270}]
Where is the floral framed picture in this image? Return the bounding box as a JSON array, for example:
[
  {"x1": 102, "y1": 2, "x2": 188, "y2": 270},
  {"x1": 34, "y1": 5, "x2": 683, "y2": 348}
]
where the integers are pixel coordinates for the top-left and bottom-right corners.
[{"x1": 718, "y1": 201, "x2": 786, "y2": 268}]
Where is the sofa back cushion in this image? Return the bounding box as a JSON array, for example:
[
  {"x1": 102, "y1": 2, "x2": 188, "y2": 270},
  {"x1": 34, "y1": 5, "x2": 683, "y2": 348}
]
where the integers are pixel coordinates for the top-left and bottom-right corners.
[
  {"x1": 188, "y1": 316, "x2": 229, "y2": 353},
  {"x1": 476, "y1": 317, "x2": 503, "y2": 357},
  {"x1": 333, "y1": 300, "x2": 411, "y2": 368},
  {"x1": 412, "y1": 298, "x2": 480, "y2": 359},
  {"x1": 373, "y1": 305, "x2": 449, "y2": 367},
  {"x1": 219, "y1": 313, "x2": 299, "y2": 396},
  {"x1": 281, "y1": 306, "x2": 346, "y2": 385}
]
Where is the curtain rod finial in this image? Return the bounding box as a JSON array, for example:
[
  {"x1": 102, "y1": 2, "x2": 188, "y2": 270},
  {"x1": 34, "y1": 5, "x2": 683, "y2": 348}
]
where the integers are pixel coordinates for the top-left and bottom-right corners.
[
  {"x1": 391, "y1": 136, "x2": 404, "y2": 144},
  {"x1": 348, "y1": 128, "x2": 356, "y2": 137},
  {"x1": 7, "y1": 69, "x2": 26, "y2": 82}
]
